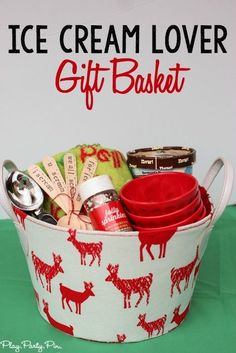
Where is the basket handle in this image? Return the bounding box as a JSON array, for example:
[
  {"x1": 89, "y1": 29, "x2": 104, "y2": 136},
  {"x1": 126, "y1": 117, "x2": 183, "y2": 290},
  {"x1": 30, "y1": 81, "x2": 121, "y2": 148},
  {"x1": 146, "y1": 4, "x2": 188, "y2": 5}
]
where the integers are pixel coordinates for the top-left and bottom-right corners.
[
  {"x1": 0, "y1": 159, "x2": 19, "y2": 220},
  {"x1": 202, "y1": 157, "x2": 234, "y2": 225},
  {"x1": 0, "y1": 160, "x2": 30, "y2": 257}
]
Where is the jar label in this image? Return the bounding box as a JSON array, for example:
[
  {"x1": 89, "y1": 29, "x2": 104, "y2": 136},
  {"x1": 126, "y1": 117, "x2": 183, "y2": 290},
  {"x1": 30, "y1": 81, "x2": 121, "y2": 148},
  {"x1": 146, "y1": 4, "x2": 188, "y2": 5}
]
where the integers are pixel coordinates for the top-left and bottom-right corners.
[{"x1": 89, "y1": 201, "x2": 132, "y2": 232}]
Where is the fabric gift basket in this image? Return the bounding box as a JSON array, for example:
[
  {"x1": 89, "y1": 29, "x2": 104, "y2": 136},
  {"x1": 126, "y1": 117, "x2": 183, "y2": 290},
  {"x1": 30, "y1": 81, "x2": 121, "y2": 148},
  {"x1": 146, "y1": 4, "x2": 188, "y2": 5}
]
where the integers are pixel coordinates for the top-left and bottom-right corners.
[{"x1": 0, "y1": 158, "x2": 233, "y2": 343}]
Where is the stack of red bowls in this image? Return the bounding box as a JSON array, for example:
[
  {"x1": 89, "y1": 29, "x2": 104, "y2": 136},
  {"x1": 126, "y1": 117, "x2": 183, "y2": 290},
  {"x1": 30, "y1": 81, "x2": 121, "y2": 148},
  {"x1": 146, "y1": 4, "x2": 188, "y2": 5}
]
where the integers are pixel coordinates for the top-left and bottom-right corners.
[{"x1": 120, "y1": 172, "x2": 209, "y2": 231}]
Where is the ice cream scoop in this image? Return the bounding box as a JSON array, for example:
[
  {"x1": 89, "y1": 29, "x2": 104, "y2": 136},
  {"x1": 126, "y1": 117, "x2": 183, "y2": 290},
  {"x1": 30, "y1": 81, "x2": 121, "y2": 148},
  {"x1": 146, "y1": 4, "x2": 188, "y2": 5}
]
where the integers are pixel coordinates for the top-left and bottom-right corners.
[{"x1": 6, "y1": 170, "x2": 57, "y2": 225}]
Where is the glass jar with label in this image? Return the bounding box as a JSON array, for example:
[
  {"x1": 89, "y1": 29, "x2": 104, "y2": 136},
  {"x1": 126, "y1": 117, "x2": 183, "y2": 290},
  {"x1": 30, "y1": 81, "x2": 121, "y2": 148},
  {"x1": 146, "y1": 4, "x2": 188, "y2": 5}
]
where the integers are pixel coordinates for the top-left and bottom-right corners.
[{"x1": 78, "y1": 175, "x2": 132, "y2": 232}]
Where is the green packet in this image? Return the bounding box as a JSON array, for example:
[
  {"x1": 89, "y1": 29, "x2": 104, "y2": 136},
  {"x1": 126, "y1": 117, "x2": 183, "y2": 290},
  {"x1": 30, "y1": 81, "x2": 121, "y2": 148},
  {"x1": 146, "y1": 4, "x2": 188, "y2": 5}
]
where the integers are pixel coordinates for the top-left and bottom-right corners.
[{"x1": 36, "y1": 144, "x2": 132, "y2": 220}]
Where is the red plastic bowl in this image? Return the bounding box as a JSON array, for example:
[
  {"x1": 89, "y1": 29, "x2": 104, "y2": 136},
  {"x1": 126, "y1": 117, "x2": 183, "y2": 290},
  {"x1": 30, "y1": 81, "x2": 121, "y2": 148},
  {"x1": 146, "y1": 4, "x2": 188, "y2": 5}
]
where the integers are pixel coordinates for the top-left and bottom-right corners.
[
  {"x1": 126, "y1": 188, "x2": 201, "y2": 228},
  {"x1": 120, "y1": 172, "x2": 199, "y2": 216},
  {"x1": 132, "y1": 200, "x2": 206, "y2": 232}
]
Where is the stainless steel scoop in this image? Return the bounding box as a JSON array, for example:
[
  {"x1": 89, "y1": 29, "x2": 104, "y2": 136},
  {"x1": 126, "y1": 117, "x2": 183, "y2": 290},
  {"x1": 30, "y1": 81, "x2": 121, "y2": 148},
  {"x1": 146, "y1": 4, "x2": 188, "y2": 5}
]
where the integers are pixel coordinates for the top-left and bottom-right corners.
[{"x1": 6, "y1": 170, "x2": 57, "y2": 225}]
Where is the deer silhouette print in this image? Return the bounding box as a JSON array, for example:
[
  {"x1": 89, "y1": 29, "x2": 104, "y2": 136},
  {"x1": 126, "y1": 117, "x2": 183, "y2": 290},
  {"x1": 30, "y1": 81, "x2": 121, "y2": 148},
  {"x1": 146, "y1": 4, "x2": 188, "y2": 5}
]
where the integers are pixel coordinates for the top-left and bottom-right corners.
[
  {"x1": 31, "y1": 251, "x2": 64, "y2": 292},
  {"x1": 138, "y1": 228, "x2": 177, "y2": 261},
  {"x1": 170, "y1": 246, "x2": 199, "y2": 297},
  {"x1": 67, "y1": 229, "x2": 102, "y2": 266},
  {"x1": 117, "y1": 334, "x2": 126, "y2": 343},
  {"x1": 60, "y1": 282, "x2": 95, "y2": 314},
  {"x1": 137, "y1": 313, "x2": 167, "y2": 338},
  {"x1": 34, "y1": 288, "x2": 39, "y2": 304},
  {"x1": 105, "y1": 264, "x2": 153, "y2": 309},
  {"x1": 13, "y1": 206, "x2": 27, "y2": 230},
  {"x1": 192, "y1": 260, "x2": 202, "y2": 287},
  {"x1": 171, "y1": 302, "x2": 191, "y2": 326},
  {"x1": 42, "y1": 300, "x2": 74, "y2": 336}
]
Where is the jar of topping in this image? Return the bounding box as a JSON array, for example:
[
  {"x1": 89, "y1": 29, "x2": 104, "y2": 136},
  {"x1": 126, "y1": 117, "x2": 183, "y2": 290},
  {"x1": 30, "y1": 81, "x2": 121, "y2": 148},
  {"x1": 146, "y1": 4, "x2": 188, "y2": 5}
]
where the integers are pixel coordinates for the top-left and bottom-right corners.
[
  {"x1": 78, "y1": 175, "x2": 132, "y2": 232},
  {"x1": 127, "y1": 146, "x2": 196, "y2": 177}
]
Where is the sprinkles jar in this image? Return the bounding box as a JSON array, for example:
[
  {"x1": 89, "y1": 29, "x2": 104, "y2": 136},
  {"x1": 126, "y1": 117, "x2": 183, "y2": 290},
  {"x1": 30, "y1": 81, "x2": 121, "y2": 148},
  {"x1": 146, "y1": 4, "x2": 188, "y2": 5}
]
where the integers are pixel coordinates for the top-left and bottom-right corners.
[{"x1": 78, "y1": 175, "x2": 132, "y2": 232}]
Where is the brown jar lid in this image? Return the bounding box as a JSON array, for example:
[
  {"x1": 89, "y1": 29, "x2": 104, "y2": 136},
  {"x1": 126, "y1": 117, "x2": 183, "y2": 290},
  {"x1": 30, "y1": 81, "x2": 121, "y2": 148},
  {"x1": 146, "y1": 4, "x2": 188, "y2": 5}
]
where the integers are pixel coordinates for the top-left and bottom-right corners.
[{"x1": 127, "y1": 146, "x2": 196, "y2": 170}]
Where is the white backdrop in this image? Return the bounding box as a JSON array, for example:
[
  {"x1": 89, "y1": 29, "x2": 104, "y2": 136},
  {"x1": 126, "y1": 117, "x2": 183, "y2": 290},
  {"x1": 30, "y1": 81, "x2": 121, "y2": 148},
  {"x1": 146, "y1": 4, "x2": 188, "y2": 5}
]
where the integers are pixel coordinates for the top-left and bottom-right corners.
[{"x1": 0, "y1": 0, "x2": 235, "y2": 218}]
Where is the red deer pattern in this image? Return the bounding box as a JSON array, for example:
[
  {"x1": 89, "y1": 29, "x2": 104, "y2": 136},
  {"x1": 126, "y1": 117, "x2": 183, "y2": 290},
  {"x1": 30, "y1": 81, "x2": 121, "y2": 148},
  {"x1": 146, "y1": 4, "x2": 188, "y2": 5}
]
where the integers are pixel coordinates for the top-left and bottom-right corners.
[
  {"x1": 43, "y1": 300, "x2": 74, "y2": 336},
  {"x1": 117, "y1": 334, "x2": 126, "y2": 343},
  {"x1": 137, "y1": 313, "x2": 167, "y2": 338},
  {"x1": 60, "y1": 282, "x2": 95, "y2": 314},
  {"x1": 34, "y1": 288, "x2": 39, "y2": 304},
  {"x1": 13, "y1": 206, "x2": 27, "y2": 230},
  {"x1": 67, "y1": 229, "x2": 102, "y2": 266},
  {"x1": 27, "y1": 212, "x2": 201, "y2": 338},
  {"x1": 192, "y1": 260, "x2": 202, "y2": 287},
  {"x1": 170, "y1": 246, "x2": 199, "y2": 297},
  {"x1": 139, "y1": 228, "x2": 177, "y2": 261},
  {"x1": 171, "y1": 302, "x2": 191, "y2": 326},
  {"x1": 105, "y1": 264, "x2": 153, "y2": 309},
  {"x1": 31, "y1": 251, "x2": 64, "y2": 293}
]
